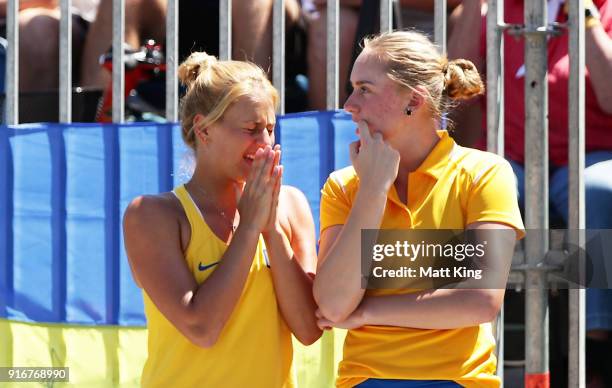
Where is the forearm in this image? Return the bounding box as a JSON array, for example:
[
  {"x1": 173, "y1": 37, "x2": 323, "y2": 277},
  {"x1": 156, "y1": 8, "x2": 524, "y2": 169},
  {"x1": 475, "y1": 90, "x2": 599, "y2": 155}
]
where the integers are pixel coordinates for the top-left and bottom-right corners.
[
  {"x1": 313, "y1": 189, "x2": 388, "y2": 322},
  {"x1": 586, "y1": 25, "x2": 612, "y2": 114},
  {"x1": 188, "y1": 225, "x2": 262, "y2": 343},
  {"x1": 447, "y1": 0, "x2": 484, "y2": 70},
  {"x1": 264, "y1": 229, "x2": 322, "y2": 345},
  {"x1": 360, "y1": 288, "x2": 504, "y2": 329}
]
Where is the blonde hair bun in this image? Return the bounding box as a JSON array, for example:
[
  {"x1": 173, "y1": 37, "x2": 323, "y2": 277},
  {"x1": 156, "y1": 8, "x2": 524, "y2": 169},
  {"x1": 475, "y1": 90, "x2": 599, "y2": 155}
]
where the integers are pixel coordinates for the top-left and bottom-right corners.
[
  {"x1": 444, "y1": 59, "x2": 484, "y2": 100},
  {"x1": 177, "y1": 51, "x2": 218, "y2": 90}
]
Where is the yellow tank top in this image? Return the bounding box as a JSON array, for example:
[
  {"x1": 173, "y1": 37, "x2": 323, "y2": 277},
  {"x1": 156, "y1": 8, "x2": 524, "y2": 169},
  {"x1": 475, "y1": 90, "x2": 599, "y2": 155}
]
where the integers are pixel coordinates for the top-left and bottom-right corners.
[{"x1": 141, "y1": 185, "x2": 295, "y2": 388}]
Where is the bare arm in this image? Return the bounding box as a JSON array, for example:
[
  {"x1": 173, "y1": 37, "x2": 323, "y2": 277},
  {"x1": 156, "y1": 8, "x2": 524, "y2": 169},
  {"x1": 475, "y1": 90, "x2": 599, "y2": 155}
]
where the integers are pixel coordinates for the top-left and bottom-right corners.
[
  {"x1": 586, "y1": 23, "x2": 612, "y2": 114},
  {"x1": 447, "y1": 0, "x2": 485, "y2": 73},
  {"x1": 263, "y1": 185, "x2": 322, "y2": 345},
  {"x1": 447, "y1": 0, "x2": 486, "y2": 146},
  {"x1": 124, "y1": 197, "x2": 262, "y2": 348},
  {"x1": 313, "y1": 123, "x2": 400, "y2": 322},
  {"x1": 124, "y1": 149, "x2": 278, "y2": 348},
  {"x1": 317, "y1": 222, "x2": 517, "y2": 330},
  {"x1": 313, "y1": 190, "x2": 388, "y2": 323}
]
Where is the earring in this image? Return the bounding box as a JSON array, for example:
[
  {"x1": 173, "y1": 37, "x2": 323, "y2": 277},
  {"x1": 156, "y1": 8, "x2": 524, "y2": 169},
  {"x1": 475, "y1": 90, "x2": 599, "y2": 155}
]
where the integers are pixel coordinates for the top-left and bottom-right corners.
[{"x1": 404, "y1": 107, "x2": 412, "y2": 116}]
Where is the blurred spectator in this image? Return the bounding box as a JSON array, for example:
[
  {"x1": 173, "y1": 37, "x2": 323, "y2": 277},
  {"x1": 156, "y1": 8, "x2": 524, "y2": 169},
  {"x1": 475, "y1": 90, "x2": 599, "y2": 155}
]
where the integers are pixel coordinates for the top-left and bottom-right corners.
[
  {"x1": 177, "y1": 0, "x2": 303, "y2": 77},
  {"x1": 0, "y1": 0, "x2": 96, "y2": 92},
  {"x1": 79, "y1": 0, "x2": 305, "y2": 109},
  {"x1": 305, "y1": 0, "x2": 460, "y2": 111},
  {"x1": 449, "y1": 1, "x2": 612, "y2": 386},
  {"x1": 80, "y1": 0, "x2": 166, "y2": 88},
  {"x1": 304, "y1": 0, "x2": 360, "y2": 110}
]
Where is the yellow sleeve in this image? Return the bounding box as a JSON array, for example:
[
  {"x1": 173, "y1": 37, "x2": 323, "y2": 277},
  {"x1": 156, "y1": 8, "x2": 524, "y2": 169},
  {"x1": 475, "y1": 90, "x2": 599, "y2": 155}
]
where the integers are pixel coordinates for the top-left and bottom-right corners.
[
  {"x1": 466, "y1": 160, "x2": 525, "y2": 239},
  {"x1": 320, "y1": 173, "x2": 352, "y2": 234}
]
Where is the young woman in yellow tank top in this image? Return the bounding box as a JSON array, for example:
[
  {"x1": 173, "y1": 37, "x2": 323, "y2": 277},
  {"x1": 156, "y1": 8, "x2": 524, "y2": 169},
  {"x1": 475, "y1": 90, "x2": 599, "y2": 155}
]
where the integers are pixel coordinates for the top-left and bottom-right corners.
[
  {"x1": 123, "y1": 52, "x2": 321, "y2": 388},
  {"x1": 313, "y1": 31, "x2": 524, "y2": 388}
]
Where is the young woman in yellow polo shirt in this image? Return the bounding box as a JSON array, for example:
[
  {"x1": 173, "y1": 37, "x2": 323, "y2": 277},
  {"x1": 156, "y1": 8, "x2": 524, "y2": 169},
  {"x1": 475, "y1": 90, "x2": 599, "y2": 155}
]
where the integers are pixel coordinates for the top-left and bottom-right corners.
[
  {"x1": 123, "y1": 52, "x2": 321, "y2": 387},
  {"x1": 313, "y1": 31, "x2": 524, "y2": 388}
]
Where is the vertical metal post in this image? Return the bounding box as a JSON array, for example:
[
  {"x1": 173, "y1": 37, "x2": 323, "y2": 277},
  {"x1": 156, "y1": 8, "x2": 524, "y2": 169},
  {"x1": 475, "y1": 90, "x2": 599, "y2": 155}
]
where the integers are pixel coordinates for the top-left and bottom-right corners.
[
  {"x1": 112, "y1": 0, "x2": 125, "y2": 123},
  {"x1": 523, "y1": 1, "x2": 549, "y2": 387},
  {"x1": 6, "y1": 0, "x2": 19, "y2": 124},
  {"x1": 380, "y1": 0, "x2": 392, "y2": 33},
  {"x1": 59, "y1": 0, "x2": 72, "y2": 123},
  {"x1": 273, "y1": 0, "x2": 286, "y2": 114},
  {"x1": 219, "y1": 0, "x2": 232, "y2": 61},
  {"x1": 165, "y1": 0, "x2": 179, "y2": 122},
  {"x1": 568, "y1": 1, "x2": 586, "y2": 387},
  {"x1": 326, "y1": 0, "x2": 339, "y2": 110},
  {"x1": 486, "y1": 0, "x2": 504, "y2": 156},
  {"x1": 434, "y1": 0, "x2": 447, "y2": 54},
  {"x1": 486, "y1": 2, "x2": 505, "y2": 381}
]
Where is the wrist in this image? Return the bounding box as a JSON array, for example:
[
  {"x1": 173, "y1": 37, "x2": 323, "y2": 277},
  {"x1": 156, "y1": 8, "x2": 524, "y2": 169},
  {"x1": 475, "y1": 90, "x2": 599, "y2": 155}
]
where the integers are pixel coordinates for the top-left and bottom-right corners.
[
  {"x1": 235, "y1": 224, "x2": 262, "y2": 240},
  {"x1": 262, "y1": 222, "x2": 286, "y2": 241},
  {"x1": 356, "y1": 184, "x2": 389, "y2": 203}
]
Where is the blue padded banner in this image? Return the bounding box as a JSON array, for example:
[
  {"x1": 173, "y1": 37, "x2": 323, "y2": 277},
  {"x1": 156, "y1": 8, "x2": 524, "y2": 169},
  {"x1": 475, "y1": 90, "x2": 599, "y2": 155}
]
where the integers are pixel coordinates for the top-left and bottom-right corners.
[{"x1": 0, "y1": 111, "x2": 356, "y2": 326}]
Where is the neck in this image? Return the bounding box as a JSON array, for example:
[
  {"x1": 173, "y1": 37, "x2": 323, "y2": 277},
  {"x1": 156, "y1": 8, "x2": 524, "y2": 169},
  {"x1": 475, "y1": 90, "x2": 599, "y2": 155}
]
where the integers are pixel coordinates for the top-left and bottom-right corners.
[
  {"x1": 188, "y1": 166, "x2": 241, "y2": 209},
  {"x1": 394, "y1": 117, "x2": 440, "y2": 178}
]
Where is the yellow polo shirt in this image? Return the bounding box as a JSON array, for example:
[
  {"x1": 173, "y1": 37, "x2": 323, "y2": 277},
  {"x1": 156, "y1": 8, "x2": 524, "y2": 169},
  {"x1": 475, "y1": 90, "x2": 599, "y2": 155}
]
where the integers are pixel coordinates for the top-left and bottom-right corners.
[{"x1": 320, "y1": 130, "x2": 524, "y2": 388}]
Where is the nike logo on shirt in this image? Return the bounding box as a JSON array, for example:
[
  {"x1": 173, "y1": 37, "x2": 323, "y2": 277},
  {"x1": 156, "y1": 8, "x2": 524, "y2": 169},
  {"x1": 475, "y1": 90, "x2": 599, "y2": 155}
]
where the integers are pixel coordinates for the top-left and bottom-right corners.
[{"x1": 198, "y1": 261, "x2": 219, "y2": 271}]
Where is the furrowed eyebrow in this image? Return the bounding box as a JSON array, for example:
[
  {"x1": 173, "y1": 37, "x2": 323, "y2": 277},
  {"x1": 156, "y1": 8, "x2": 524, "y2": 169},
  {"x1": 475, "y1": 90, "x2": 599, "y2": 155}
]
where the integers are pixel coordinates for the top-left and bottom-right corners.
[{"x1": 351, "y1": 80, "x2": 375, "y2": 87}]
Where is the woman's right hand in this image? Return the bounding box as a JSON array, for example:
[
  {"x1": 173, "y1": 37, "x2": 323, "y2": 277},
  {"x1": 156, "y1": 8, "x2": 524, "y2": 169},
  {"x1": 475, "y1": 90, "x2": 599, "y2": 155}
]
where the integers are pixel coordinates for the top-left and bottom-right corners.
[
  {"x1": 237, "y1": 146, "x2": 282, "y2": 233},
  {"x1": 349, "y1": 121, "x2": 400, "y2": 193}
]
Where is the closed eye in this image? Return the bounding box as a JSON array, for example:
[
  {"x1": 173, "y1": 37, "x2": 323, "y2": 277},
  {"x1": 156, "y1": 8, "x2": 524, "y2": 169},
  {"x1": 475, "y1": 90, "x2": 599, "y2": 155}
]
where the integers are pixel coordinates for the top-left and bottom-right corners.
[{"x1": 244, "y1": 127, "x2": 275, "y2": 136}]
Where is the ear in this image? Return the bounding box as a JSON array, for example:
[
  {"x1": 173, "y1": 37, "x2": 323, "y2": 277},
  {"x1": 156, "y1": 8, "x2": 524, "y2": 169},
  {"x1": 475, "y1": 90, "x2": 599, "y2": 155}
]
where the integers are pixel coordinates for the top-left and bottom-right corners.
[
  {"x1": 192, "y1": 114, "x2": 209, "y2": 143},
  {"x1": 406, "y1": 87, "x2": 427, "y2": 112}
]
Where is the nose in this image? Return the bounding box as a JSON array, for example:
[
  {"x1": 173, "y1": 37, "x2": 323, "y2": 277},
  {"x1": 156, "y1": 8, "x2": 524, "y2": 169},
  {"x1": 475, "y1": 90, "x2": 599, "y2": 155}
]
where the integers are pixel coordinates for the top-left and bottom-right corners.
[
  {"x1": 344, "y1": 91, "x2": 359, "y2": 114},
  {"x1": 255, "y1": 128, "x2": 274, "y2": 147}
]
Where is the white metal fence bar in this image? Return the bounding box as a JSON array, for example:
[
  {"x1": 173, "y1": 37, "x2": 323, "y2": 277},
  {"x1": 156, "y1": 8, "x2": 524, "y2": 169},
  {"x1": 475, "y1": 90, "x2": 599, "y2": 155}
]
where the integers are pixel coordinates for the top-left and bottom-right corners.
[
  {"x1": 59, "y1": 0, "x2": 72, "y2": 123},
  {"x1": 326, "y1": 0, "x2": 339, "y2": 110},
  {"x1": 568, "y1": 1, "x2": 586, "y2": 386},
  {"x1": 486, "y1": 0, "x2": 504, "y2": 156},
  {"x1": 165, "y1": 0, "x2": 179, "y2": 122},
  {"x1": 219, "y1": 0, "x2": 232, "y2": 61},
  {"x1": 273, "y1": 0, "x2": 286, "y2": 114},
  {"x1": 523, "y1": 0, "x2": 550, "y2": 384},
  {"x1": 434, "y1": 0, "x2": 447, "y2": 54},
  {"x1": 6, "y1": 0, "x2": 19, "y2": 124},
  {"x1": 486, "y1": 4, "x2": 505, "y2": 380},
  {"x1": 380, "y1": 0, "x2": 392, "y2": 33},
  {"x1": 112, "y1": 0, "x2": 125, "y2": 123}
]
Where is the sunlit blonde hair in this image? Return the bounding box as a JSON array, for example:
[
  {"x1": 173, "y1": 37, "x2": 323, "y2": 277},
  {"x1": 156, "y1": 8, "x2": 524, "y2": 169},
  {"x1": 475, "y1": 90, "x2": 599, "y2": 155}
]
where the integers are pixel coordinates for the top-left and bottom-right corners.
[
  {"x1": 177, "y1": 52, "x2": 279, "y2": 150},
  {"x1": 362, "y1": 30, "x2": 483, "y2": 127}
]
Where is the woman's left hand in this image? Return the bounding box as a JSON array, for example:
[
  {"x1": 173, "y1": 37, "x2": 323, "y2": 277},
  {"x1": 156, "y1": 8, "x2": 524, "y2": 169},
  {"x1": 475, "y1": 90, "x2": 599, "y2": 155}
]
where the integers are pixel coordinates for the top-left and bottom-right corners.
[
  {"x1": 315, "y1": 307, "x2": 365, "y2": 330},
  {"x1": 262, "y1": 145, "x2": 283, "y2": 234}
]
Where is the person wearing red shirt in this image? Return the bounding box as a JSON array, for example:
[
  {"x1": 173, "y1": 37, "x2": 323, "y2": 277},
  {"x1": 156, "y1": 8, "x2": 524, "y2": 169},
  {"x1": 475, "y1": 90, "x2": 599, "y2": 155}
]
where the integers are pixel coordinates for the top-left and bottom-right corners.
[{"x1": 449, "y1": 1, "x2": 612, "y2": 386}]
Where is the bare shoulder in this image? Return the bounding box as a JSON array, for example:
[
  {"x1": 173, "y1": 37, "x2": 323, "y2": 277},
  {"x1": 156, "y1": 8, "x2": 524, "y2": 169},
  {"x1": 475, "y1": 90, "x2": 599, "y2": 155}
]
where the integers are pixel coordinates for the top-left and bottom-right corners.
[
  {"x1": 123, "y1": 192, "x2": 189, "y2": 287},
  {"x1": 124, "y1": 192, "x2": 183, "y2": 230},
  {"x1": 279, "y1": 185, "x2": 311, "y2": 212}
]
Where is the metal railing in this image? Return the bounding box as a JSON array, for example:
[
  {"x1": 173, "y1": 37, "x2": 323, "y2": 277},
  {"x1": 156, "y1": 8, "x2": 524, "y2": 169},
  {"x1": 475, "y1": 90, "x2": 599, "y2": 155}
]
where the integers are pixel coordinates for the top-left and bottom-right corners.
[{"x1": 3, "y1": 0, "x2": 587, "y2": 386}]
